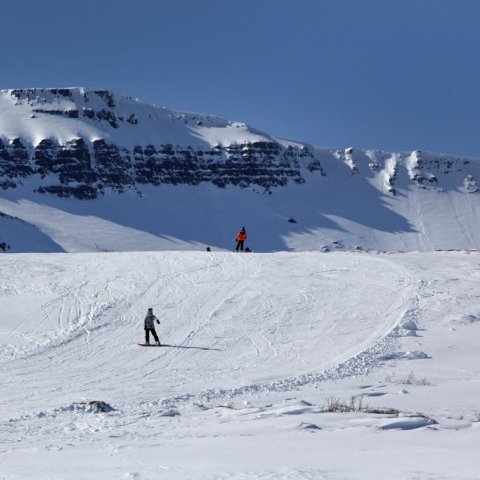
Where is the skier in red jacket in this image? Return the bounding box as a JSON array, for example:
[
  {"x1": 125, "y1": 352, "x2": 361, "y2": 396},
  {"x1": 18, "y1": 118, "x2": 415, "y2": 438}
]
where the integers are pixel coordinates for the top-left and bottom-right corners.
[{"x1": 235, "y1": 227, "x2": 247, "y2": 252}]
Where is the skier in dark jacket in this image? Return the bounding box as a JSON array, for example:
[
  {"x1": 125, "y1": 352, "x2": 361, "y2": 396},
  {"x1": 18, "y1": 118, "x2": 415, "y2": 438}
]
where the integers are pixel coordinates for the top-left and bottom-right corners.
[{"x1": 144, "y1": 307, "x2": 161, "y2": 345}]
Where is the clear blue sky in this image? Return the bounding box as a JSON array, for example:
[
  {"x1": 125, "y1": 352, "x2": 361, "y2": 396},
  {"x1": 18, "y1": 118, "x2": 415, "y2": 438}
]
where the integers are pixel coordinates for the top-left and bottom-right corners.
[{"x1": 1, "y1": 0, "x2": 479, "y2": 156}]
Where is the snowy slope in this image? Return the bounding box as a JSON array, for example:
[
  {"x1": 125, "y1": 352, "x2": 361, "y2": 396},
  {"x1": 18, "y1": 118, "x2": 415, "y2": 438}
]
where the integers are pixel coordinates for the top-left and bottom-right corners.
[
  {"x1": 0, "y1": 87, "x2": 271, "y2": 148},
  {"x1": 1, "y1": 251, "x2": 480, "y2": 479},
  {"x1": 0, "y1": 252, "x2": 412, "y2": 407},
  {"x1": 0, "y1": 209, "x2": 63, "y2": 252},
  {"x1": 2, "y1": 165, "x2": 480, "y2": 253}
]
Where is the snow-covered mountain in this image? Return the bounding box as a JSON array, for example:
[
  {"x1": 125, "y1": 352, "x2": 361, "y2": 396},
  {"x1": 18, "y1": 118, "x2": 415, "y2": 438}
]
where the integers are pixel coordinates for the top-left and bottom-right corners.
[
  {"x1": 1, "y1": 87, "x2": 480, "y2": 253},
  {"x1": 0, "y1": 87, "x2": 316, "y2": 197}
]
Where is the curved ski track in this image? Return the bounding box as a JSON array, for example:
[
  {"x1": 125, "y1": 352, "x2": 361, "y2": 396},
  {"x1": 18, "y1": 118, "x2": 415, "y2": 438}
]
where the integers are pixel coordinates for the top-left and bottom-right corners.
[{"x1": 0, "y1": 252, "x2": 416, "y2": 418}]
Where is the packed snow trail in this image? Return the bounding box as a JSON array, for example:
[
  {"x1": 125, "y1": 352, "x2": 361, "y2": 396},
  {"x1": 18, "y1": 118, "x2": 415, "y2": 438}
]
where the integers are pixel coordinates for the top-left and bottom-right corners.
[{"x1": 0, "y1": 251, "x2": 413, "y2": 417}]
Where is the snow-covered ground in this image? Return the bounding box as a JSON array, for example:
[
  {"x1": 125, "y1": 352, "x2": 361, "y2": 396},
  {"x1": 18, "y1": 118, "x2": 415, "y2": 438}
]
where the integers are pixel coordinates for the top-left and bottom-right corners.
[{"x1": 1, "y1": 250, "x2": 479, "y2": 479}]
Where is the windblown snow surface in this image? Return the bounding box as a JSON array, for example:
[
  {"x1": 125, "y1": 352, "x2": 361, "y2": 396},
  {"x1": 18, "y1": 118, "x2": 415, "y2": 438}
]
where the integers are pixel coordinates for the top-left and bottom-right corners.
[{"x1": 1, "y1": 250, "x2": 480, "y2": 479}]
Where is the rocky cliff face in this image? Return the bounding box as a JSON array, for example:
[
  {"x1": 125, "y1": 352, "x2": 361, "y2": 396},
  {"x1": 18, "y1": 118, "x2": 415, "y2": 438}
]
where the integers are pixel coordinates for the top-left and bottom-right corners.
[{"x1": 0, "y1": 136, "x2": 318, "y2": 199}]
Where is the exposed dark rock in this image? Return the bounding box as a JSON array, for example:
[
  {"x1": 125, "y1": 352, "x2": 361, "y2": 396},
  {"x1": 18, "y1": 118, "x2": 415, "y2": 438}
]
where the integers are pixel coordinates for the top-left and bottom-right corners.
[
  {"x1": 10, "y1": 89, "x2": 39, "y2": 103},
  {"x1": 0, "y1": 137, "x2": 33, "y2": 179},
  {"x1": 34, "y1": 138, "x2": 61, "y2": 172},
  {"x1": 0, "y1": 180, "x2": 16, "y2": 190},
  {"x1": 36, "y1": 184, "x2": 99, "y2": 199},
  {"x1": 82, "y1": 108, "x2": 95, "y2": 119},
  {"x1": 49, "y1": 88, "x2": 72, "y2": 98},
  {"x1": 92, "y1": 139, "x2": 133, "y2": 188},
  {"x1": 95, "y1": 109, "x2": 119, "y2": 128},
  {"x1": 71, "y1": 400, "x2": 115, "y2": 413},
  {"x1": 131, "y1": 141, "x2": 310, "y2": 190},
  {"x1": 94, "y1": 90, "x2": 115, "y2": 108},
  {"x1": 127, "y1": 113, "x2": 138, "y2": 125},
  {"x1": 32, "y1": 109, "x2": 79, "y2": 118}
]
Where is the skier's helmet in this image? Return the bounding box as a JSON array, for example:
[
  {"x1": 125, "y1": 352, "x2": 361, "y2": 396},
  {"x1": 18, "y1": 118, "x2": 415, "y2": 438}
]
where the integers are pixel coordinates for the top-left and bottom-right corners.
[{"x1": 147, "y1": 308, "x2": 153, "y2": 312}]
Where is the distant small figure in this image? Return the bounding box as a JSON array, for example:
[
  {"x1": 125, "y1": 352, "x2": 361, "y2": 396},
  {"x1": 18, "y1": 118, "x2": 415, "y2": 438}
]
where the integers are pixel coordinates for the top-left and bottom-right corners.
[
  {"x1": 245, "y1": 247, "x2": 252, "y2": 253},
  {"x1": 144, "y1": 307, "x2": 161, "y2": 345},
  {"x1": 0, "y1": 241, "x2": 11, "y2": 252},
  {"x1": 235, "y1": 227, "x2": 247, "y2": 252},
  {"x1": 206, "y1": 246, "x2": 211, "y2": 252}
]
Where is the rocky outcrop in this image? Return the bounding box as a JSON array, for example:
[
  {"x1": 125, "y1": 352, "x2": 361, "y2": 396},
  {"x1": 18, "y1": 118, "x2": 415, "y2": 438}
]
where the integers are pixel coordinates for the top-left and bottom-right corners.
[
  {"x1": 0, "y1": 136, "x2": 317, "y2": 199},
  {"x1": 0, "y1": 137, "x2": 33, "y2": 181}
]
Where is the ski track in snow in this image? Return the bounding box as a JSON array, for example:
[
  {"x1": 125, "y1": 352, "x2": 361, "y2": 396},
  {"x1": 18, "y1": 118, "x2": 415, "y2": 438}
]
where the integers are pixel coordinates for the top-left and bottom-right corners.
[
  {"x1": 2, "y1": 251, "x2": 480, "y2": 480},
  {"x1": 0, "y1": 252, "x2": 414, "y2": 415}
]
